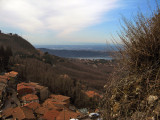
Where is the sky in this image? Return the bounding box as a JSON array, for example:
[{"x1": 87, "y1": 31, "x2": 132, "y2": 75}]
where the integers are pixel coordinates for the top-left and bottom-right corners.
[{"x1": 0, "y1": 0, "x2": 158, "y2": 45}]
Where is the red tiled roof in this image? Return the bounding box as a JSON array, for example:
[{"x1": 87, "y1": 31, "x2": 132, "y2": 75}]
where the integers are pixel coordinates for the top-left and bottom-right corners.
[
  {"x1": 12, "y1": 107, "x2": 35, "y2": 120},
  {"x1": 35, "y1": 107, "x2": 49, "y2": 115},
  {"x1": 0, "y1": 75, "x2": 8, "y2": 79},
  {"x1": 49, "y1": 94, "x2": 70, "y2": 102},
  {"x1": 56, "y1": 109, "x2": 81, "y2": 120},
  {"x1": 18, "y1": 82, "x2": 45, "y2": 90},
  {"x1": 21, "y1": 94, "x2": 38, "y2": 101},
  {"x1": 43, "y1": 99, "x2": 65, "y2": 111},
  {"x1": 85, "y1": 91, "x2": 100, "y2": 98},
  {"x1": 17, "y1": 83, "x2": 34, "y2": 91},
  {"x1": 43, "y1": 109, "x2": 60, "y2": 120},
  {"x1": 0, "y1": 78, "x2": 7, "y2": 84},
  {"x1": 3, "y1": 107, "x2": 35, "y2": 120},
  {"x1": 24, "y1": 102, "x2": 40, "y2": 110},
  {"x1": 5, "y1": 71, "x2": 18, "y2": 78},
  {"x1": 2, "y1": 108, "x2": 14, "y2": 118}
]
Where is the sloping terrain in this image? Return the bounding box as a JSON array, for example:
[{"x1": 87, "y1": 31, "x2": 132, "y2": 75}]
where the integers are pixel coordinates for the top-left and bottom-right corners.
[
  {"x1": 0, "y1": 33, "x2": 37, "y2": 55},
  {"x1": 0, "y1": 32, "x2": 114, "y2": 91}
]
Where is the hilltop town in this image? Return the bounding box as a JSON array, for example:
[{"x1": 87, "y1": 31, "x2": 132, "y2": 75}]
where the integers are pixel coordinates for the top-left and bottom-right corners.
[{"x1": 0, "y1": 71, "x2": 102, "y2": 120}]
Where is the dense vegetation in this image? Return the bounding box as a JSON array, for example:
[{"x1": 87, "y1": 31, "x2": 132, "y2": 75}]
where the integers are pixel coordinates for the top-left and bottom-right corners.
[
  {"x1": 0, "y1": 45, "x2": 12, "y2": 72},
  {"x1": 101, "y1": 4, "x2": 160, "y2": 120}
]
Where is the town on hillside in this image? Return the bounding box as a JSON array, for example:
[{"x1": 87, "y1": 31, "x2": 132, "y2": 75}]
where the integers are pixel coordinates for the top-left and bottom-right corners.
[{"x1": 0, "y1": 71, "x2": 102, "y2": 120}]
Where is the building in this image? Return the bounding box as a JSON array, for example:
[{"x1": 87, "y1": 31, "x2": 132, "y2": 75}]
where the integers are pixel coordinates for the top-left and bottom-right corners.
[
  {"x1": 43, "y1": 98, "x2": 66, "y2": 111},
  {"x1": 42, "y1": 109, "x2": 60, "y2": 120},
  {"x1": 24, "y1": 102, "x2": 40, "y2": 111},
  {"x1": 17, "y1": 83, "x2": 35, "y2": 97},
  {"x1": 2, "y1": 107, "x2": 35, "y2": 120},
  {"x1": 5, "y1": 71, "x2": 18, "y2": 78},
  {"x1": 1, "y1": 107, "x2": 14, "y2": 120},
  {"x1": 56, "y1": 109, "x2": 81, "y2": 120},
  {"x1": 18, "y1": 82, "x2": 49, "y2": 101},
  {"x1": 35, "y1": 106, "x2": 50, "y2": 118},
  {"x1": 28, "y1": 82, "x2": 49, "y2": 101},
  {"x1": 85, "y1": 91, "x2": 101, "y2": 98},
  {"x1": 21, "y1": 94, "x2": 39, "y2": 106},
  {"x1": 49, "y1": 94, "x2": 70, "y2": 107}
]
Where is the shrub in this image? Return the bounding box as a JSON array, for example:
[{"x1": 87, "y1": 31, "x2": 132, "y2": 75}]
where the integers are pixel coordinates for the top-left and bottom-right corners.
[{"x1": 101, "y1": 3, "x2": 160, "y2": 120}]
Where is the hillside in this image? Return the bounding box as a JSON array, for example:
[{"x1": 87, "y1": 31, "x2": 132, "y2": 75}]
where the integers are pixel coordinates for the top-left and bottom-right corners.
[
  {"x1": 0, "y1": 32, "x2": 114, "y2": 92},
  {"x1": 0, "y1": 32, "x2": 37, "y2": 55}
]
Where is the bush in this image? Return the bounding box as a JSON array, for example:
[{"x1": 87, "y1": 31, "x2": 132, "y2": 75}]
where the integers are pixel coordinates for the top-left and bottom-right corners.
[{"x1": 101, "y1": 4, "x2": 160, "y2": 120}]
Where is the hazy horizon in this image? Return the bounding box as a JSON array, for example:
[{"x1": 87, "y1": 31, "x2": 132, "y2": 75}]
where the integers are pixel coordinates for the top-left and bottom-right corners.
[{"x1": 0, "y1": 0, "x2": 158, "y2": 45}]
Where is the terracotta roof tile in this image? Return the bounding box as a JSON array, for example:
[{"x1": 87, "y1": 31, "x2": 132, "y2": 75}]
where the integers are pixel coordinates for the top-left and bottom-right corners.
[
  {"x1": 56, "y1": 109, "x2": 81, "y2": 120},
  {"x1": 5, "y1": 71, "x2": 18, "y2": 78},
  {"x1": 12, "y1": 107, "x2": 35, "y2": 120},
  {"x1": 24, "y1": 102, "x2": 40, "y2": 110},
  {"x1": 85, "y1": 91, "x2": 100, "y2": 98},
  {"x1": 0, "y1": 78, "x2": 7, "y2": 84},
  {"x1": 17, "y1": 83, "x2": 34, "y2": 91},
  {"x1": 43, "y1": 110, "x2": 60, "y2": 120},
  {"x1": 43, "y1": 99, "x2": 65, "y2": 111},
  {"x1": 21, "y1": 94, "x2": 39, "y2": 101},
  {"x1": 3, "y1": 107, "x2": 35, "y2": 120},
  {"x1": 35, "y1": 107, "x2": 49, "y2": 115},
  {"x1": 2, "y1": 108, "x2": 14, "y2": 118},
  {"x1": 18, "y1": 82, "x2": 45, "y2": 90},
  {"x1": 49, "y1": 94, "x2": 70, "y2": 102}
]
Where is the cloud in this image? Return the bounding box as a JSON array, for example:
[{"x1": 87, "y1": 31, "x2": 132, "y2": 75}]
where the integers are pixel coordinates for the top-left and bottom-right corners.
[{"x1": 0, "y1": 0, "x2": 120, "y2": 36}]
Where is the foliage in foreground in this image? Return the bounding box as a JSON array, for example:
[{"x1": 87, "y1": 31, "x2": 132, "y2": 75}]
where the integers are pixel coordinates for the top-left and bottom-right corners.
[{"x1": 101, "y1": 5, "x2": 160, "y2": 120}]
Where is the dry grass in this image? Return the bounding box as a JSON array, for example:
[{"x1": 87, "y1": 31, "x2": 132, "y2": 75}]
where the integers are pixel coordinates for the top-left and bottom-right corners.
[{"x1": 101, "y1": 3, "x2": 160, "y2": 120}]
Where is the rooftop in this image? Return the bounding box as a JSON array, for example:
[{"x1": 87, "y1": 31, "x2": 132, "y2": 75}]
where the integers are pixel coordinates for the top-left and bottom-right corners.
[
  {"x1": 5, "y1": 71, "x2": 18, "y2": 78},
  {"x1": 49, "y1": 94, "x2": 70, "y2": 102},
  {"x1": 17, "y1": 83, "x2": 34, "y2": 91},
  {"x1": 43, "y1": 109, "x2": 60, "y2": 120},
  {"x1": 2, "y1": 108, "x2": 14, "y2": 118},
  {"x1": 24, "y1": 102, "x2": 40, "y2": 110},
  {"x1": 35, "y1": 106, "x2": 49, "y2": 115},
  {"x1": 0, "y1": 78, "x2": 7, "y2": 84},
  {"x1": 21, "y1": 94, "x2": 39, "y2": 101},
  {"x1": 56, "y1": 109, "x2": 81, "y2": 120},
  {"x1": 85, "y1": 91, "x2": 100, "y2": 98},
  {"x1": 2, "y1": 107, "x2": 35, "y2": 120},
  {"x1": 0, "y1": 75, "x2": 8, "y2": 80},
  {"x1": 12, "y1": 107, "x2": 35, "y2": 120},
  {"x1": 43, "y1": 99, "x2": 65, "y2": 110},
  {"x1": 17, "y1": 82, "x2": 45, "y2": 90}
]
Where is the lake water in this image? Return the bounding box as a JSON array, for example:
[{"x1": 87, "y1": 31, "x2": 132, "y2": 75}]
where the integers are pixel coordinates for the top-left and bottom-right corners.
[{"x1": 68, "y1": 56, "x2": 113, "y2": 60}]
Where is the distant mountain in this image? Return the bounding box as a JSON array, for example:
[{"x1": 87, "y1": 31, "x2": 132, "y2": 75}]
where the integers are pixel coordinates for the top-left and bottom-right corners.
[
  {"x1": 35, "y1": 44, "x2": 120, "y2": 51},
  {"x1": 39, "y1": 48, "x2": 113, "y2": 59},
  {"x1": 0, "y1": 33, "x2": 37, "y2": 55}
]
